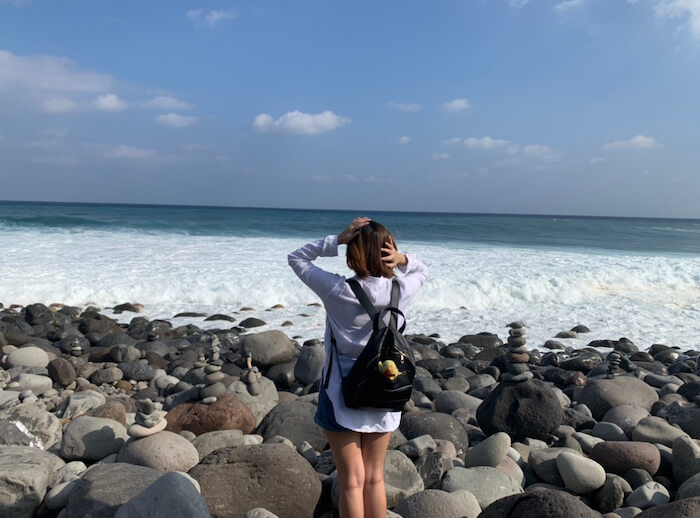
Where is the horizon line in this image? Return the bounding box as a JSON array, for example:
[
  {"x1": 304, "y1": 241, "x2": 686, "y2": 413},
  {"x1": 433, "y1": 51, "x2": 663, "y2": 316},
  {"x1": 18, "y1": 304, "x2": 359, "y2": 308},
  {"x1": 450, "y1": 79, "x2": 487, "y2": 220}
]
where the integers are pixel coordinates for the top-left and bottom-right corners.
[{"x1": 0, "y1": 198, "x2": 698, "y2": 222}]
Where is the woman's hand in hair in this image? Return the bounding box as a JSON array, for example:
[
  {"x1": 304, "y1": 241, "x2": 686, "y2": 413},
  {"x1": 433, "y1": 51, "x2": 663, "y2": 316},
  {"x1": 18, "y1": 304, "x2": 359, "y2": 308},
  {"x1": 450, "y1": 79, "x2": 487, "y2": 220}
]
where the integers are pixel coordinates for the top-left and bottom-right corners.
[
  {"x1": 381, "y1": 240, "x2": 408, "y2": 268},
  {"x1": 338, "y1": 217, "x2": 371, "y2": 245}
]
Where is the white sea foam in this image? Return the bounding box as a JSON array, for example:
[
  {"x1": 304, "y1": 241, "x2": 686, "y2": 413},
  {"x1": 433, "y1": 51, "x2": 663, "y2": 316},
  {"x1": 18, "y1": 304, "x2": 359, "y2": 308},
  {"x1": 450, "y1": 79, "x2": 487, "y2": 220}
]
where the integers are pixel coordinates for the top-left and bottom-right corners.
[{"x1": 0, "y1": 228, "x2": 698, "y2": 350}]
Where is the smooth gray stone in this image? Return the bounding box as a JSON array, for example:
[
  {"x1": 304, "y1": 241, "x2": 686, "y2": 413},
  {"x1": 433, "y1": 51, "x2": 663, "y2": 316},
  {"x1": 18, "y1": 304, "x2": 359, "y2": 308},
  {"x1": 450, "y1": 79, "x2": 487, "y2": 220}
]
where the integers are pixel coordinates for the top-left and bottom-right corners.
[
  {"x1": 556, "y1": 451, "x2": 606, "y2": 494},
  {"x1": 632, "y1": 416, "x2": 687, "y2": 447},
  {"x1": 114, "y1": 472, "x2": 211, "y2": 518},
  {"x1": 399, "y1": 434, "x2": 437, "y2": 458},
  {"x1": 593, "y1": 422, "x2": 629, "y2": 442},
  {"x1": 66, "y1": 463, "x2": 163, "y2": 518},
  {"x1": 0, "y1": 446, "x2": 66, "y2": 518},
  {"x1": 677, "y1": 472, "x2": 700, "y2": 500},
  {"x1": 673, "y1": 435, "x2": 700, "y2": 483},
  {"x1": 382, "y1": 450, "x2": 425, "y2": 508},
  {"x1": 0, "y1": 402, "x2": 62, "y2": 449},
  {"x1": 441, "y1": 466, "x2": 522, "y2": 509},
  {"x1": 625, "y1": 481, "x2": 669, "y2": 509},
  {"x1": 55, "y1": 390, "x2": 106, "y2": 419},
  {"x1": 466, "y1": 432, "x2": 510, "y2": 468},
  {"x1": 61, "y1": 416, "x2": 128, "y2": 461},
  {"x1": 393, "y1": 489, "x2": 481, "y2": 518}
]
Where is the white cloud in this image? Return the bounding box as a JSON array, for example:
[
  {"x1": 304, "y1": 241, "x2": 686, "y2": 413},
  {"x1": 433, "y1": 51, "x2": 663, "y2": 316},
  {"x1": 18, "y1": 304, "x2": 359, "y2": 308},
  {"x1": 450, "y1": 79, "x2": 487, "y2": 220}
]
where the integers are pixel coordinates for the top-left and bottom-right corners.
[
  {"x1": 156, "y1": 113, "x2": 199, "y2": 128},
  {"x1": 40, "y1": 97, "x2": 77, "y2": 114},
  {"x1": 522, "y1": 144, "x2": 561, "y2": 162},
  {"x1": 654, "y1": 0, "x2": 700, "y2": 40},
  {"x1": 344, "y1": 175, "x2": 358, "y2": 182},
  {"x1": 442, "y1": 137, "x2": 462, "y2": 145},
  {"x1": 506, "y1": 0, "x2": 529, "y2": 7},
  {"x1": 104, "y1": 144, "x2": 156, "y2": 159},
  {"x1": 31, "y1": 155, "x2": 79, "y2": 166},
  {"x1": 554, "y1": 0, "x2": 585, "y2": 13},
  {"x1": 187, "y1": 9, "x2": 237, "y2": 28},
  {"x1": 144, "y1": 96, "x2": 192, "y2": 110},
  {"x1": 398, "y1": 136, "x2": 411, "y2": 144},
  {"x1": 252, "y1": 110, "x2": 351, "y2": 136},
  {"x1": 93, "y1": 93, "x2": 127, "y2": 112},
  {"x1": 590, "y1": 156, "x2": 607, "y2": 164},
  {"x1": 365, "y1": 176, "x2": 395, "y2": 184},
  {"x1": 388, "y1": 101, "x2": 421, "y2": 112},
  {"x1": 442, "y1": 98, "x2": 471, "y2": 112},
  {"x1": 604, "y1": 135, "x2": 660, "y2": 149},
  {"x1": 464, "y1": 136, "x2": 511, "y2": 150},
  {"x1": 432, "y1": 152, "x2": 450, "y2": 160},
  {"x1": 182, "y1": 143, "x2": 207, "y2": 151},
  {"x1": 0, "y1": 50, "x2": 112, "y2": 93}
]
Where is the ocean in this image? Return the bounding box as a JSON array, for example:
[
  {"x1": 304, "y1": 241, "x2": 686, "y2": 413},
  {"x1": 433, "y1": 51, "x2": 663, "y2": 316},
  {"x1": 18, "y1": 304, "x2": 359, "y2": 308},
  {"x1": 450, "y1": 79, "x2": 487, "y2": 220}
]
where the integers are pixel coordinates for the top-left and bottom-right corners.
[{"x1": 1, "y1": 201, "x2": 698, "y2": 350}]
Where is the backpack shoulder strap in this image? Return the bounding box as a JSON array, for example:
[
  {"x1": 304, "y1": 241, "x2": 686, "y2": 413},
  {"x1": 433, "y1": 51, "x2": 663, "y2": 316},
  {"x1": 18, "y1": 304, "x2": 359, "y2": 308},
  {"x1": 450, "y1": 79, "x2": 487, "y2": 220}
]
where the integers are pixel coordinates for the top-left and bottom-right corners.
[
  {"x1": 389, "y1": 279, "x2": 400, "y2": 329},
  {"x1": 346, "y1": 279, "x2": 376, "y2": 317}
]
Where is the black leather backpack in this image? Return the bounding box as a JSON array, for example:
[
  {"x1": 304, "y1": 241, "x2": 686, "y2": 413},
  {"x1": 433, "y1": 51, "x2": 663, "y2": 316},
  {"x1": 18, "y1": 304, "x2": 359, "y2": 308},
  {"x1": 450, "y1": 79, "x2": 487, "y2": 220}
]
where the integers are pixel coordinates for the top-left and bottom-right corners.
[{"x1": 324, "y1": 278, "x2": 415, "y2": 412}]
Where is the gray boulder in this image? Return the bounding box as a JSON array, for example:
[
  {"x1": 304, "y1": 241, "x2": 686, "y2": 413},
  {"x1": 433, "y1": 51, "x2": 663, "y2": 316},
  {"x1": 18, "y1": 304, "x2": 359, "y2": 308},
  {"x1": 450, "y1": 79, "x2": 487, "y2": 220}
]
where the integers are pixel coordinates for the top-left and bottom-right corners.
[
  {"x1": 66, "y1": 463, "x2": 164, "y2": 518},
  {"x1": 577, "y1": 376, "x2": 659, "y2": 420},
  {"x1": 441, "y1": 465, "x2": 522, "y2": 509},
  {"x1": 117, "y1": 431, "x2": 199, "y2": 472},
  {"x1": 189, "y1": 444, "x2": 321, "y2": 518},
  {"x1": 255, "y1": 399, "x2": 326, "y2": 451},
  {"x1": 0, "y1": 446, "x2": 65, "y2": 518},
  {"x1": 240, "y1": 330, "x2": 298, "y2": 368},
  {"x1": 55, "y1": 389, "x2": 106, "y2": 419},
  {"x1": 61, "y1": 415, "x2": 129, "y2": 461},
  {"x1": 6, "y1": 346, "x2": 50, "y2": 368},
  {"x1": 394, "y1": 489, "x2": 481, "y2": 518},
  {"x1": 0, "y1": 402, "x2": 62, "y2": 448},
  {"x1": 478, "y1": 487, "x2": 600, "y2": 518},
  {"x1": 192, "y1": 430, "x2": 245, "y2": 459},
  {"x1": 227, "y1": 377, "x2": 279, "y2": 425},
  {"x1": 293, "y1": 344, "x2": 325, "y2": 385},
  {"x1": 400, "y1": 412, "x2": 469, "y2": 457},
  {"x1": 115, "y1": 471, "x2": 211, "y2": 518}
]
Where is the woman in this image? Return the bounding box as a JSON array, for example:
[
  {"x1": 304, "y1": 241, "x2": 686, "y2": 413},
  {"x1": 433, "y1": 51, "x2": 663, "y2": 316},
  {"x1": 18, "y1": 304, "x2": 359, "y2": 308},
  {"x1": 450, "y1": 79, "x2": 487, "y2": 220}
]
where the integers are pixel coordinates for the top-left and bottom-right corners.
[{"x1": 288, "y1": 217, "x2": 428, "y2": 518}]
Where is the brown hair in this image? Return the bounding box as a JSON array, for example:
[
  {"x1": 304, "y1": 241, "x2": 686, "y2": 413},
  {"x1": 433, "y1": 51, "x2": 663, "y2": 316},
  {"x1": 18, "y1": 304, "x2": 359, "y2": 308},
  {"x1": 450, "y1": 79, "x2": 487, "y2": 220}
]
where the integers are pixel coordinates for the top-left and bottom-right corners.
[{"x1": 346, "y1": 221, "x2": 396, "y2": 278}]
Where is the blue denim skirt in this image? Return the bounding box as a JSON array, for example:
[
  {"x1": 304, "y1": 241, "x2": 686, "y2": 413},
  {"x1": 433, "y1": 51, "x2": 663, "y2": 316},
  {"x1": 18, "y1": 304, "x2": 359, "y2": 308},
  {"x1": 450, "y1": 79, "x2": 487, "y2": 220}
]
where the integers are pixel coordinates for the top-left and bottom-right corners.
[{"x1": 314, "y1": 384, "x2": 351, "y2": 433}]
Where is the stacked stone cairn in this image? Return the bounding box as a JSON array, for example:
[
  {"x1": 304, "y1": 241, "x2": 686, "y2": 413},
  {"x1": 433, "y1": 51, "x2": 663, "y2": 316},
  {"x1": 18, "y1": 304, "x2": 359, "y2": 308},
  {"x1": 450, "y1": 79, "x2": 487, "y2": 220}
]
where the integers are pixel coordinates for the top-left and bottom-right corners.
[
  {"x1": 241, "y1": 354, "x2": 263, "y2": 396},
  {"x1": 200, "y1": 337, "x2": 225, "y2": 404},
  {"x1": 606, "y1": 351, "x2": 624, "y2": 378},
  {"x1": 128, "y1": 398, "x2": 167, "y2": 438},
  {"x1": 501, "y1": 321, "x2": 533, "y2": 382}
]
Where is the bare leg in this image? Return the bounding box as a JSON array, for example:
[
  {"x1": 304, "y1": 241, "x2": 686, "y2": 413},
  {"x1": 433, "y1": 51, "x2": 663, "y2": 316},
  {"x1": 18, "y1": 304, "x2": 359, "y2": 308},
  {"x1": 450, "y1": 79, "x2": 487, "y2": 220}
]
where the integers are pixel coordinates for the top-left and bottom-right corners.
[
  {"x1": 361, "y1": 432, "x2": 391, "y2": 518},
  {"x1": 326, "y1": 430, "x2": 365, "y2": 518}
]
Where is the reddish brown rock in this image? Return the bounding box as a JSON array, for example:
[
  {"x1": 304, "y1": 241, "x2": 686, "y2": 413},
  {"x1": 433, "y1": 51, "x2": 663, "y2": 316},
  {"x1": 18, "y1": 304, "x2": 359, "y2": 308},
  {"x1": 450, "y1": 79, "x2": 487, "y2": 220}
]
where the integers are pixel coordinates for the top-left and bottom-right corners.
[
  {"x1": 166, "y1": 394, "x2": 256, "y2": 436},
  {"x1": 590, "y1": 441, "x2": 661, "y2": 476}
]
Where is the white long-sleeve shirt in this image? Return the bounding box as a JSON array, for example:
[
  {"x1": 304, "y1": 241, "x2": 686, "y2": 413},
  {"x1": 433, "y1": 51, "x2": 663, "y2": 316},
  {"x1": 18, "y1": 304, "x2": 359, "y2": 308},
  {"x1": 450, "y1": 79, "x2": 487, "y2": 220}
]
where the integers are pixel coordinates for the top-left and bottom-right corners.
[{"x1": 288, "y1": 234, "x2": 428, "y2": 432}]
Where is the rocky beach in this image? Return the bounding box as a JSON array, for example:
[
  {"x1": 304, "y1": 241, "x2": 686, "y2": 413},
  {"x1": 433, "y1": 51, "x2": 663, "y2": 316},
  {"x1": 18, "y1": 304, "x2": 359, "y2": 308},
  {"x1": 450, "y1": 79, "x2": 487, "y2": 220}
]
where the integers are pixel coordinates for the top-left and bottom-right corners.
[{"x1": 1, "y1": 301, "x2": 699, "y2": 518}]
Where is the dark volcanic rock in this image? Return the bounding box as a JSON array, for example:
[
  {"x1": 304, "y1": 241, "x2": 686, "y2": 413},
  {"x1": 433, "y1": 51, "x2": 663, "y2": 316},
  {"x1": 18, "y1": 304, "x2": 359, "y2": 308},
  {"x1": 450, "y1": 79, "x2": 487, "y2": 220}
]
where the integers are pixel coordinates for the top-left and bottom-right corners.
[
  {"x1": 47, "y1": 357, "x2": 76, "y2": 386},
  {"x1": 117, "y1": 361, "x2": 156, "y2": 381},
  {"x1": 239, "y1": 317, "x2": 266, "y2": 328},
  {"x1": 577, "y1": 376, "x2": 659, "y2": 421},
  {"x1": 476, "y1": 379, "x2": 564, "y2": 441},
  {"x1": 24, "y1": 303, "x2": 53, "y2": 325},
  {"x1": 255, "y1": 399, "x2": 326, "y2": 451},
  {"x1": 189, "y1": 444, "x2": 321, "y2": 518},
  {"x1": 66, "y1": 463, "x2": 163, "y2": 518},
  {"x1": 636, "y1": 497, "x2": 700, "y2": 518},
  {"x1": 478, "y1": 487, "x2": 600, "y2": 518},
  {"x1": 458, "y1": 333, "x2": 503, "y2": 349},
  {"x1": 399, "y1": 412, "x2": 468, "y2": 457},
  {"x1": 240, "y1": 330, "x2": 298, "y2": 368}
]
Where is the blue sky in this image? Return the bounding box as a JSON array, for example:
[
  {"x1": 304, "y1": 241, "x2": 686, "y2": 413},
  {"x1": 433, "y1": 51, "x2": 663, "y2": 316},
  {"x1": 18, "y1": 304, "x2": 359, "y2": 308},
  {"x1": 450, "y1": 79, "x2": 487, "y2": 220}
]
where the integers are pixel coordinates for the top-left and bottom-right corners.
[{"x1": 0, "y1": 0, "x2": 699, "y2": 217}]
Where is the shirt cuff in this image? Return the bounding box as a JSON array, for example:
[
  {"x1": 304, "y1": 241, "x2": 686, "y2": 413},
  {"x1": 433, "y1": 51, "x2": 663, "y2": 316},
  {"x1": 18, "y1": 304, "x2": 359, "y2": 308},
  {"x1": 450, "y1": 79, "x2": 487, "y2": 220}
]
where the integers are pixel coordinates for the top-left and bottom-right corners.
[
  {"x1": 320, "y1": 235, "x2": 339, "y2": 257},
  {"x1": 397, "y1": 253, "x2": 415, "y2": 273}
]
